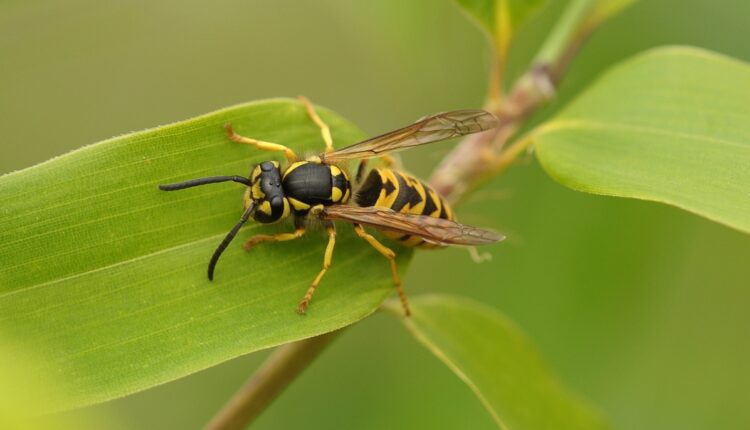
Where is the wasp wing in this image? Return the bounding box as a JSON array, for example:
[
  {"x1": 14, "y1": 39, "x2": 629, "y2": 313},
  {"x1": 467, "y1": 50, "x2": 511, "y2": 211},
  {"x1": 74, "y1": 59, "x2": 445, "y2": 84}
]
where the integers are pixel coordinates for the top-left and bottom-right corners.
[
  {"x1": 323, "y1": 205, "x2": 504, "y2": 246},
  {"x1": 320, "y1": 110, "x2": 499, "y2": 163}
]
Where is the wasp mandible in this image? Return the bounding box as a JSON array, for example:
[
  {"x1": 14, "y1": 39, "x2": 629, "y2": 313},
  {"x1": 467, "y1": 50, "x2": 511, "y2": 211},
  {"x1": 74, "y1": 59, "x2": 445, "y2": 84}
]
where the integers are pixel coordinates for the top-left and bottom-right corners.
[{"x1": 159, "y1": 98, "x2": 503, "y2": 316}]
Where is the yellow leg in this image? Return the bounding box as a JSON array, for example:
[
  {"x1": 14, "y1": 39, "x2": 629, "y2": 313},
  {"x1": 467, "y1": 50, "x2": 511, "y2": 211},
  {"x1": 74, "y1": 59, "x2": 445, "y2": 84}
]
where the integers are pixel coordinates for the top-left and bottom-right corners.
[
  {"x1": 298, "y1": 225, "x2": 336, "y2": 314},
  {"x1": 353, "y1": 224, "x2": 410, "y2": 317},
  {"x1": 225, "y1": 123, "x2": 297, "y2": 162},
  {"x1": 299, "y1": 96, "x2": 334, "y2": 153},
  {"x1": 468, "y1": 246, "x2": 492, "y2": 263},
  {"x1": 243, "y1": 227, "x2": 305, "y2": 251}
]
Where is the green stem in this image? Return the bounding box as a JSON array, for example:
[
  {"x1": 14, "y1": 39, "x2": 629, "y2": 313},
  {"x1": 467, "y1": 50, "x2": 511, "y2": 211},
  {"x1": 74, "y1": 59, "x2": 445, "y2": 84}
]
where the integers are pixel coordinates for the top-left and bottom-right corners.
[
  {"x1": 534, "y1": 0, "x2": 596, "y2": 66},
  {"x1": 205, "y1": 330, "x2": 341, "y2": 430},
  {"x1": 429, "y1": 0, "x2": 628, "y2": 203}
]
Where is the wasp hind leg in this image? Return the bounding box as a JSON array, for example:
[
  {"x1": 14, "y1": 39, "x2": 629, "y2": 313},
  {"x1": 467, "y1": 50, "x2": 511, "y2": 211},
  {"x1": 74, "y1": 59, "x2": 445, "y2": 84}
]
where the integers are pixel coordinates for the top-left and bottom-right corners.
[
  {"x1": 298, "y1": 223, "x2": 337, "y2": 314},
  {"x1": 467, "y1": 246, "x2": 492, "y2": 263},
  {"x1": 299, "y1": 96, "x2": 334, "y2": 153},
  {"x1": 224, "y1": 123, "x2": 297, "y2": 162},
  {"x1": 352, "y1": 224, "x2": 410, "y2": 317}
]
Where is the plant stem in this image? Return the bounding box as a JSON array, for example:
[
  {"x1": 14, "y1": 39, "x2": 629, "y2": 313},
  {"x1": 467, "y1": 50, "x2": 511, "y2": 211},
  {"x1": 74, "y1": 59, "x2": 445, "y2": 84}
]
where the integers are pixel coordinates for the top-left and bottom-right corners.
[
  {"x1": 488, "y1": 45, "x2": 505, "y2": 107},
  {"x1": 205, "y1": 330, "x2": 341, "y2": 430},
  {"x1": 429, "y1": 0, "x2": 618, "y2": 203}
]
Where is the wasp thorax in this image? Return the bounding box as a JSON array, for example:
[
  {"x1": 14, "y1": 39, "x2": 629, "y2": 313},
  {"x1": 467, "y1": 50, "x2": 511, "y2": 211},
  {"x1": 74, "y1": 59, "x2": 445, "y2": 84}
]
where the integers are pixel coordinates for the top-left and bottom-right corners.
[{"x1": 249, "y1": 160, "x2": 290, "y2": 223}]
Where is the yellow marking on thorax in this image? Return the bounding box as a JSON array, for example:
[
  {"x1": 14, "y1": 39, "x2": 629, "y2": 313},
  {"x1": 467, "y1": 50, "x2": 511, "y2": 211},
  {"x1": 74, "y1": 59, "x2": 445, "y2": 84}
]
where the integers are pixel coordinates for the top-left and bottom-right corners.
[
  {"x1": 288, "y1": 197, "x2": 311, "y2": 211},
  {"x1": 306, "y1": 155, "x2": 322, "y2": 163},
  {"x1": 329, "y1": 165, "x2": 346, "y2": 203},
  {"x1": 282, "y1": 161, "x2": 308, "y2": 178},
  {"x1": 331, "y1": 187, "x2": 343, "y2": 202}
]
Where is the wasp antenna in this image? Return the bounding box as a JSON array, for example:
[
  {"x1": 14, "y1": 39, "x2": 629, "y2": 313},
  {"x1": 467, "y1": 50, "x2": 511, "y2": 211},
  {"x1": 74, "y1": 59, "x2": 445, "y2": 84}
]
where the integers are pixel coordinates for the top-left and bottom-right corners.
[
  {"x1": 158, "y1": 175, "x2": 252, "y2": 191},
  {"x1": 208, "y1": 201, "x2": 256, "y2": 281}
]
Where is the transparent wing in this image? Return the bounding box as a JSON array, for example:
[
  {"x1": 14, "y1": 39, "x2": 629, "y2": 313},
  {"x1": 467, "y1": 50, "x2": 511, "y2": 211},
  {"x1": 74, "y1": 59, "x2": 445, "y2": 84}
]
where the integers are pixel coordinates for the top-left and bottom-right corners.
[
  {"x1": 322, "y1": 205, "x2": 504, "y2": 246},
  {"x1": 321, "y1": 110, "x2": 499, "y2": 162}
]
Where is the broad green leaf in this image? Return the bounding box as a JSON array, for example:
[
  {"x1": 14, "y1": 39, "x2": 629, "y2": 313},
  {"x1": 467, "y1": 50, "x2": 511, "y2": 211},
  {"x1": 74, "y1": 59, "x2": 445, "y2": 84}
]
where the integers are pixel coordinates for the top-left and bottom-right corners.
[
  {"x1": 454, "y1": 0, "x2": 547, "y2": 55},
  {"x1": 531, "y1": 47, "x2": 750, "y2": 234},
  {"x1": 0, "y1": 99, "x2": 411, "y2": 411},
  {"x1": 0, "y1": 336, "x2": 115, "y2": 429},
  {"x1": 387, "y1": 295, "x2": 609, "y2": 430}
]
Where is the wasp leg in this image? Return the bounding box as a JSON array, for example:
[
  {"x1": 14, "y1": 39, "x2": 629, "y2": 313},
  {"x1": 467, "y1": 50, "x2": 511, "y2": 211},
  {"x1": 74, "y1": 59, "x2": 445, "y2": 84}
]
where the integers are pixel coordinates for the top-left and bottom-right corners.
[
  {"x1": 352, "y1": 223, "x2": 410, "y2": 317},
  {"x1": 298, "y1": 224, "x2": 336, "y2": 314},
  {"x1": 224, "y1": 123, "x2": 297, "y2": 162},
  {"x1": 243, "y1": 227, "x2": 305, "y2": 251},
  {"x1": 299, "y1": 96, "x2": 334, "y2": 153},
  {"x1": 467, "y1": 246, "x2": 492, "y2": 263}
]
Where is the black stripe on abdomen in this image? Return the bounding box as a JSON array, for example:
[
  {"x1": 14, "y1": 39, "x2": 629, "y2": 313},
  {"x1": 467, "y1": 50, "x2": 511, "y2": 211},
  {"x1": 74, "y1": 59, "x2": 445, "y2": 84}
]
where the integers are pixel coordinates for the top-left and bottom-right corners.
[
  {"x1": 421, "y1": 189, "x2": 438, "y2": 217},
  {"x1": 355, "y1": 169, "x2": 383, "y2": 207},
  {"x1": 390, "y1": 172, "x2": 423, "y2": 212}
]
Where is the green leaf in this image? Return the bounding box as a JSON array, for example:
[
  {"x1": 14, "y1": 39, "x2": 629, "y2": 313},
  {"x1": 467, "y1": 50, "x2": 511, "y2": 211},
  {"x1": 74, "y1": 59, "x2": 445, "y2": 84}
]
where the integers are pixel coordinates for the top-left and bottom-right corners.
[
  {"x1": 454, "y1": 0, "x2": 547, "y2": 52},
  {"x1": 531, "y1": 47, "x2": 750, "y2": 234},
  {"x1": 0, "y1": 336, "x2": 114, "y2": 429},
  {"x1": 387, "y1": 295, "x2": 609, "y2": 430},
  {"x1": 0, "y1": 99, "x2": 411, "y2": 411}
]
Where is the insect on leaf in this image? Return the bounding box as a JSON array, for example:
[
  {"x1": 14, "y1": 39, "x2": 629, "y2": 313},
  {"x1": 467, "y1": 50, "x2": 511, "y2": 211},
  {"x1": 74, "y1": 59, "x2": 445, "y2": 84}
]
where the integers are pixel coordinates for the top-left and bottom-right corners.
[{"x1": 0, "y1": 99, "x2": 413, "y2": 411}]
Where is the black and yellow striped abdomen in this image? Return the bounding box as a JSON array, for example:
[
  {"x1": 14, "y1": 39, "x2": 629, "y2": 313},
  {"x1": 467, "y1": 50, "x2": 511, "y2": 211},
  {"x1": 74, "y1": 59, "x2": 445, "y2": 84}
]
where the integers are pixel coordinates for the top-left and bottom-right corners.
[{"x1": 354, "y1": 168, "x2": 454, "y2": 248}]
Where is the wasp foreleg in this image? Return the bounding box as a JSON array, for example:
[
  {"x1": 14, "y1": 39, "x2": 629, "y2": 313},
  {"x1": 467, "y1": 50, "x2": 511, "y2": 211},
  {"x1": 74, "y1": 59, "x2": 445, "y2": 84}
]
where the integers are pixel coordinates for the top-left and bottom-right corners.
[
  {"x1": 243, "y1": 227, "x2": 305, "y2": 251},
  {"x1": 225, "y1": 123, "x2": 297, "y2": 162}
]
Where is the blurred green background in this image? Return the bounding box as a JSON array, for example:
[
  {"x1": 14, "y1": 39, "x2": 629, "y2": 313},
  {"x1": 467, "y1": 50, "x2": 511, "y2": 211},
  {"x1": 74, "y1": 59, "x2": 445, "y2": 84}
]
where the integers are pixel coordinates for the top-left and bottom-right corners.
[{"x1": 2, "y1": 0, "x2": 749, "y2": 428}]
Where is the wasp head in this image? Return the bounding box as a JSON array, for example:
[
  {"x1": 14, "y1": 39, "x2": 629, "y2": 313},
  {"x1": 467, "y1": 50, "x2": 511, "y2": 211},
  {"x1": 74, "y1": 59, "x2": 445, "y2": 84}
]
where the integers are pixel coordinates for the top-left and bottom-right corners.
[{"x1": 248, "y1": 160, "x2": 291, "y2": 224}]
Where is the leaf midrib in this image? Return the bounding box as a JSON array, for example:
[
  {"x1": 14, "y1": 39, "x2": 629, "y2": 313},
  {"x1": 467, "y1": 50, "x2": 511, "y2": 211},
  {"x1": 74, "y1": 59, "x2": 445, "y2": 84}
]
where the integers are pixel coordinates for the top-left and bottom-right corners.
[{"x1": 0, "y1": 226, "x2": 260, "y2": 300}]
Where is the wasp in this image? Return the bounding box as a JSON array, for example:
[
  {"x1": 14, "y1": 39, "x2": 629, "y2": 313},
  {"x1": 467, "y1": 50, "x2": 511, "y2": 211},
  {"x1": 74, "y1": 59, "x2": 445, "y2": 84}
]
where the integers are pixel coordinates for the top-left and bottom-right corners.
[{"x1": 159, "y1": 98, "x2": 503, "y2": 316}]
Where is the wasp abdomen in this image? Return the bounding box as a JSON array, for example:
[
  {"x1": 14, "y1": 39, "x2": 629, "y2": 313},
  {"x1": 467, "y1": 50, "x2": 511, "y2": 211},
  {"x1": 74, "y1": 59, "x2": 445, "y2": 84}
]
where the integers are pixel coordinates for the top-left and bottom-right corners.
[
  {"x1": 282, "y1": 161, "x2": 351, "y2": 213},
  {"x1": 355, "y1": 168, "x2": 454, "y2": 248}
]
